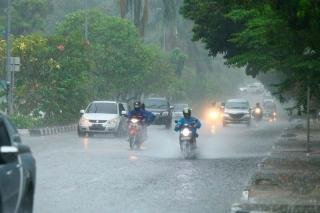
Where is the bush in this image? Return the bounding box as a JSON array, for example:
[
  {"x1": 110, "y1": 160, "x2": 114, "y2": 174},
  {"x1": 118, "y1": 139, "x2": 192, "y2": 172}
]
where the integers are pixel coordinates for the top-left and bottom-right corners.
[{"x1": 10, "y1": 114, "x2": 43, "y2": 129}]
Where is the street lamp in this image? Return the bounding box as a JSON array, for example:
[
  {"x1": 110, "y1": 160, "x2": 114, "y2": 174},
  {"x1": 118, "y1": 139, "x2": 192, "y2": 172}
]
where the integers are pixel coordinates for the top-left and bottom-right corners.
[
  {"x1": 6, "y1": 0, "x2": 12, "y2": 115},
  {"x1": 84, "y1": 0, "x2": 88, "y2": 41}
]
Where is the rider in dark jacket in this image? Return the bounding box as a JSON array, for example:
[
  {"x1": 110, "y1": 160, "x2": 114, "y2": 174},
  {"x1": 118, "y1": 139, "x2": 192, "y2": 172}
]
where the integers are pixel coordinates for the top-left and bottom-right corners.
[{"x1": 175, "y1": 108, "x2": 201, "y2": 134}]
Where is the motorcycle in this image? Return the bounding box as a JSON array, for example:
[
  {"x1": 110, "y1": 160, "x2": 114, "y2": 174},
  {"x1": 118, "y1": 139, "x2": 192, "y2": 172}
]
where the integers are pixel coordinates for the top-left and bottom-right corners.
[
  {"x1": 208, "y1": 109, "x2": 221, "y2": 133},
  {"x1": 128, "y1": 116, "x2": 145, "y2": 150},
  {"x1": 252, "y1": 107, "x2": 263, "y2": 122},
  {"x1": 178, "y1": 123, "x2": 197, "y2": 159}
]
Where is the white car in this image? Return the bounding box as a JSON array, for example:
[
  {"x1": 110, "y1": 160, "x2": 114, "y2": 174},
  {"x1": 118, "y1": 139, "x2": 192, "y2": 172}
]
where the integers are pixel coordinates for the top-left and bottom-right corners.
[
  {"x1": 77, "y1": 101, "x2": 128, "y2": 137},
  {"x1": 222, "y1": 99, "x2": 251, "y2": 127}
]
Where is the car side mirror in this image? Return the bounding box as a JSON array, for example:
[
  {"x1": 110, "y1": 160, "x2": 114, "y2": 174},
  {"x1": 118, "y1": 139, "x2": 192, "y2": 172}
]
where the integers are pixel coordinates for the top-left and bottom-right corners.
[
  {"x1": 80, "y1": 110, "x2": 85, "y2": 114},
  {"x1": 121, "y1": 110, "x2": 127, "y2": 116},
  {"x1": 0, "y1": 146, "x2": 18, "y2": 163}
]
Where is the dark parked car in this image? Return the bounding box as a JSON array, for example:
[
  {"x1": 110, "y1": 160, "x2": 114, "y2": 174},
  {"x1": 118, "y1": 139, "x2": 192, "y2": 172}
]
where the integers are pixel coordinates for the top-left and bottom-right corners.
[
  {"x1": 0, "y1": 113, "x2": 36, "y2": 213},
  {"x1": 144, "y1": 98, "x2": 173, "y2": 129}
]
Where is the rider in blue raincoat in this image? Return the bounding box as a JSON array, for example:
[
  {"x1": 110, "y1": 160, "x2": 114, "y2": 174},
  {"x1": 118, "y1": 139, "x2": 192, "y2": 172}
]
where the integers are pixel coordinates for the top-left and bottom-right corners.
[
  {"x1": 141, "y1": 103, "x2": 155, "y2": 125},
  {"x1": 128, "y1": 101, "x2": 145, "y2": 119},
  {"x1": 174, "y1": 108, "x2": 201, "y2": 135}
]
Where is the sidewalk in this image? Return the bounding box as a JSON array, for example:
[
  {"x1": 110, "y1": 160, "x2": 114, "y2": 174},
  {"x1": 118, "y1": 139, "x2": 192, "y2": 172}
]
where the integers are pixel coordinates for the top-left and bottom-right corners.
[{"x1": 231, "y1": 125, "x2": 320, "y2": 213}]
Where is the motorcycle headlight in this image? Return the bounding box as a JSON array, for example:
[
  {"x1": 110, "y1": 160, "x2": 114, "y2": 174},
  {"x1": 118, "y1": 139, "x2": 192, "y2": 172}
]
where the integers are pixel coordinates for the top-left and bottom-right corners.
[
  {"x1": 255, "y1": 108, "x2": 261, "y2": 114},
  {"x1": 130, "y1": 118, "x2": 139, "y2": 124},
  {"x1": 273, "y1": 112, "x2": 277, "y2": 116},
  {"x1": 210, "y1": 111, "x2": 219, "y2": 119},
  {"x1": 181, "y1": 128, "x2": 191, "y2": 137},
  {"x1": 79, "y1": 117, "x2": 90, "y2": 126},
  {"x1": 162, "y1": 111, "x2": 169, "y2": 116}
]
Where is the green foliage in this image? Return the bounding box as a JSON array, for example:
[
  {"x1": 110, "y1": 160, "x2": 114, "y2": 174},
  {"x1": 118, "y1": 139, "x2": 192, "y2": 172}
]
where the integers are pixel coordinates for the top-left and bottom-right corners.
[
  {"x1": 10, "y1": 113, "x2": 43, "y2": 129},
  {"x1": 0, "y1": 0, "x2": 52, "y2": 35},
  {"x1": 181, "y1": 0, "x2": 320, "y2": 106}
]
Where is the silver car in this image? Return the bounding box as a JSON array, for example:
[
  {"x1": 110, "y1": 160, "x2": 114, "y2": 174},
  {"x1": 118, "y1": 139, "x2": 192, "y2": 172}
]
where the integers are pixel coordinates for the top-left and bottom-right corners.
[
  {"x1": 77, "y1": 101, "x2": 128, "y2": 137},
  {"x1": 222, "y1": 99, "x2": 251, "y2": 127}
]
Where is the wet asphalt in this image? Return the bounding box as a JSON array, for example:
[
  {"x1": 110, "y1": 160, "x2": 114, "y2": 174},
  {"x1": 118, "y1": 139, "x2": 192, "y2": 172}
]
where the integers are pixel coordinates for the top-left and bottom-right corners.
[{"x1": 23, "y1": 122, "x2": 286, "y2": 213}]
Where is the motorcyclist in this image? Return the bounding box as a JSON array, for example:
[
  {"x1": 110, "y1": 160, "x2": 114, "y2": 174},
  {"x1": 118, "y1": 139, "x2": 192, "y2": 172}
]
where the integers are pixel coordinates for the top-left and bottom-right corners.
[
  {"x1": 127, "y1": 101, "x2": 154, "y2": 141},
  {"x1": 253, "y1": 102, "x2": 263, "y2": 119},
  {"x1": 128, "y1": 101, "x2": 145, "y2": 119},
  {"x1": 141, "y1": 103, "x2": 155, "y2": 125},
  {"x1": 175, "y1": 108, "x2": 201, "y2": 147}
]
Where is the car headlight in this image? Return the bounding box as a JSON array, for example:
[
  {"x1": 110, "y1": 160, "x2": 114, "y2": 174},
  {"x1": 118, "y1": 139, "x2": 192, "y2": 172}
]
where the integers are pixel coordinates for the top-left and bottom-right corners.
[
  {"x1": 162, "y1": 111, "x2": 169, "y2": 116},
  {"x1": 181, "y1": 128, "x2": 191, "y2": 136},
  {"x1": 223, "y1": 113, "x2": 230, "y2": 117},
  {"x1": 107, "y1": 118, "x2": 120, "y2": 126},
  {"x1": 79, "y1": 117, "x2": 90, "y2": 126},
  {"x1": 243, "y1": 113, "x2": 250, "y2": 118}
]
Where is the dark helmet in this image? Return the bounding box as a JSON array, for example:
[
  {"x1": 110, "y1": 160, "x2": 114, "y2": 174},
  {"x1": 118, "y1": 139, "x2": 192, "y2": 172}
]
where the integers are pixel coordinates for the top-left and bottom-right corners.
[
  {"x1": 134, "y1": 101, "x2": 141, "y2": 110},
  {"x1": 211, "y1": 101, "x2": 216, "y2": 107},
  {"x1": 256, "y1": 102, "x2": 260, "y2": 107},
  {"x1": 141, "y1": 103, "x2": 145, "y2": 110},
  {"x1": 183, "y1": 107, "x2": 191, "y2": 118}
]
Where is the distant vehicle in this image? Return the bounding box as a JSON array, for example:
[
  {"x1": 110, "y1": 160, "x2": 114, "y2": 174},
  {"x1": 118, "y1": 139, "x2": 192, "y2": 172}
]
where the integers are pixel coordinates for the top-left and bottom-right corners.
[
  {"x1": 77, "y1": 101, "x2": 128, "y2": 137},
  {"x1": 222, "y1": 99, "x2": 251, "y2": 127},
  {"x1": 144, "y1": 97, "x2": 173, "y2": 129},
  {"x1": 263, "y1": 99, "x2": 277, "y2": 122},
  {"x1": 173, "y1": 103, "x2": 189, "y2": 120},
  {"x1": 0, "y1": 113, "x2": 36, "y2": 213},
  {"x1": 246, "y1": 83, "x2": 264, "y2": 94}
]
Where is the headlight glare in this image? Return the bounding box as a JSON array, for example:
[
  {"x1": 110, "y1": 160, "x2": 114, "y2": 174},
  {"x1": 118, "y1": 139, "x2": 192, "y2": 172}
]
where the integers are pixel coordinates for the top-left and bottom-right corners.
[{"x1": 181, "y1": 128, "x2": 191, "y2": 137}]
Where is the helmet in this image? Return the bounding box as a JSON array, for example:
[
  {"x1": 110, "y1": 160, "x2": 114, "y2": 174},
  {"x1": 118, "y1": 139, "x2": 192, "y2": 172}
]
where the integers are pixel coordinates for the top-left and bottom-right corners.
[
  {"x1": 256, "y1": 102, "x2": 260, "y2": 107},
  {"x1": 211, "y1": 101, "x2": 216, "y2": 107},
  {"x1": 183, "y1": 107, "x2": 191, "y2": 118},
  {"x1": 134, "y1": 101, "x2": 141, "y2": 110}
]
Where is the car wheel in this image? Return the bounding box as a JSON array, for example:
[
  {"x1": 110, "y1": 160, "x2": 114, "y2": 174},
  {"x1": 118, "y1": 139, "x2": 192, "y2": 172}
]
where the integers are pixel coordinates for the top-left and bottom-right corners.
[
  {"x1": 77, "y1": 126, "x2": 85, "y2": 137},
  {"x1": 165, "y1": 121, "x2": 172, "y2": 129},
  {"x1": 19, "y1": 183, "x2": 34, "y2": 213},
  {"x1": 247, "y1": 121, "x2": 251, "y2": 127}
]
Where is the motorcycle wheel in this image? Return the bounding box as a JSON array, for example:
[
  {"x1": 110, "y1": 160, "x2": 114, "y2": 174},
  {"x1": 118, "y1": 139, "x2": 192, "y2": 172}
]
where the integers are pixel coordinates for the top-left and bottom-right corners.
[{"x1": 129, "y1": 136, "x2": 135, "y2": 150}]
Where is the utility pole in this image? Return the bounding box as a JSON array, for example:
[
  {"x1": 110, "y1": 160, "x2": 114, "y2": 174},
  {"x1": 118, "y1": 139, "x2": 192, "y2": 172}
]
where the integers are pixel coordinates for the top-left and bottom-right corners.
[
  {"x1": 307, "y1": 84, "x2": 311, "y2": 153},
  {"x1": 6, "y1": 0, "x2": 12, "y2": 115},
  {"x1": 84, "y1": 0, "x2": 88, "y2": 41}
]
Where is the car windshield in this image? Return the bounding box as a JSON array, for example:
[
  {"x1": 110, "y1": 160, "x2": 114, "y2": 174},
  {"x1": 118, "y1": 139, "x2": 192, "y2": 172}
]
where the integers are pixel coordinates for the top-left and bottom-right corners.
[
  {"x1": 144, "y1": 99, "x2": 168, "y2": 109},
  {"x1": 86, "y1": 103, "x2": 117, "y2": 114},
  {"x1": 174, "y1": 104, "x2": 188, "y2": 111},
  {"x1": 226, "y1": 101, "x2": 249, "y2": 109}
]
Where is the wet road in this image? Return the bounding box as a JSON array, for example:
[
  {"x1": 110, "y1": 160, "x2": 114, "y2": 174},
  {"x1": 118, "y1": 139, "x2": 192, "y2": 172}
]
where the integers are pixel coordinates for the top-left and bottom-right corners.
[{"x1": 23, "y1": 122, "x2": 285, "y2": 213}]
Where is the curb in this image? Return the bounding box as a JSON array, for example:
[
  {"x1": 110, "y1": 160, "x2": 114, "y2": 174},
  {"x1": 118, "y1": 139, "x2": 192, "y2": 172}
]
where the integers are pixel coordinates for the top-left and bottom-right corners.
[{"x1": 19, "y1": 124, "x2": 77, "y2": 136}]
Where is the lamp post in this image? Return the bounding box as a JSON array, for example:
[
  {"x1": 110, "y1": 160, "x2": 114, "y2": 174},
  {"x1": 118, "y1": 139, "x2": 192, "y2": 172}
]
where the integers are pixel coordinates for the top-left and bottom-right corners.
[
  {"x1": 84, "y1": 0, "x2": 88, "y2": 41},
  {"x1": 6, "y1": 0, "x2": 12, "y2": 115},
  {"x1": 307, "y1": 83, "x2": 310, "y2": 153}
]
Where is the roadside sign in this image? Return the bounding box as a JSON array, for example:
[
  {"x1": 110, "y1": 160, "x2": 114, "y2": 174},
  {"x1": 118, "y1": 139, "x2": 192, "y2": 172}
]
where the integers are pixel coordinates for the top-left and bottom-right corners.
[{"x1": 8, "y1": 57, "x2": 20, "y2": 72}]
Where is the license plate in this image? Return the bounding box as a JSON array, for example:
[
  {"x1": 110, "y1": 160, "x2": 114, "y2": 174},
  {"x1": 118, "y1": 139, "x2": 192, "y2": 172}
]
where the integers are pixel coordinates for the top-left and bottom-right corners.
[{"x1": 181, "y1": 136, "x2": 192, "y2": 140}]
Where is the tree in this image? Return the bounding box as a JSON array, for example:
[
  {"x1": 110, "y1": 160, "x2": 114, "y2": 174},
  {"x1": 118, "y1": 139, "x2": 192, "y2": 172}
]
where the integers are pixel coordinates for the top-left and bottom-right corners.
[
  {"x1": 0, "y1": 0, "x2": 52, "y2": 35},
  {"x1": 181, "y1": 0, "x2": 320, "y2": 106}
]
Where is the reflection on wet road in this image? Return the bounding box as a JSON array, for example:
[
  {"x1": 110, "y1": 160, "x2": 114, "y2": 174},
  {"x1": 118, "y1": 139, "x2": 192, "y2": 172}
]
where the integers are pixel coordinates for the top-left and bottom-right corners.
[{"x1": 23, "y1": 122, "x2": 286, "y2": 213}]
